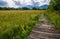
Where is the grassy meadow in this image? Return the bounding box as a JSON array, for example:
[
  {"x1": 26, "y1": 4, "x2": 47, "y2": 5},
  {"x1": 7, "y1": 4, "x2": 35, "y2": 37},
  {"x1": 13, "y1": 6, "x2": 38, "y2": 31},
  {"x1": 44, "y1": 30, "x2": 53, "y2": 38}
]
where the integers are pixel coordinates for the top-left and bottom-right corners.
[
  {"x1": 0, "y1": 10, "x2": 42, "y2": 39},
  {"x1": 0, "y1": 10, "x2": 60, "y2": 39},
  {"x1": 45, "y1": 11, "x2": 60, "y2": 31}
]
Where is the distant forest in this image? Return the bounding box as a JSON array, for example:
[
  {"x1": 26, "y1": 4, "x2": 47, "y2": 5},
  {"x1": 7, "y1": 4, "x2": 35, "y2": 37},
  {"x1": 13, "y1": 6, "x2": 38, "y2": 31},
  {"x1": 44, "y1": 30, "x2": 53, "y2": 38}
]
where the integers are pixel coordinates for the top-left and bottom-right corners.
[{"x1": 0, "y1": 7, "x2": 47, "y2": 10}]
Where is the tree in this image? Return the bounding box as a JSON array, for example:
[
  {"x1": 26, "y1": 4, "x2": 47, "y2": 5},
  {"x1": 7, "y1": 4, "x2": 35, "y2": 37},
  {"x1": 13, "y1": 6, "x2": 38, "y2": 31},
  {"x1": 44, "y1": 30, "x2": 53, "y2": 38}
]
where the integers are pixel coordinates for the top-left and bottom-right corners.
[
  {"x1": 48, "y1": 0, "x2": 60, "y2": 11},
  {"x1": 54, "y1": 0, "x2": 60, "y2": 10},
  {"x1": 22, "y1": 7, "x2": 30, "y2": 10},
  {"x1": 32, "y1": 7, "x2": 40, "y2": 10},
  {"x1": 48, "y1": 0, "x2": 56, "y2": 11},
  {"x1": 32, "y1": 7, "x2": 37, "y2": 10}
]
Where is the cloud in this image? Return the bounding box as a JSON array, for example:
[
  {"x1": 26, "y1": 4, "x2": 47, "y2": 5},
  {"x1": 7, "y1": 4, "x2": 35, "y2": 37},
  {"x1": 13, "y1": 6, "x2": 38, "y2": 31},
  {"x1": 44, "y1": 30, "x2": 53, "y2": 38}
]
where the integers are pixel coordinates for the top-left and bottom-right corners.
[
  {"x1": 0, "y1": 0, "x2": 50, "y2": 8},
  {"x1": 0, "y1": 1, "x2": 7, "y2": 6},
  {"x1": 6, "y1": 0, "x2": 18, "y2": 8}
]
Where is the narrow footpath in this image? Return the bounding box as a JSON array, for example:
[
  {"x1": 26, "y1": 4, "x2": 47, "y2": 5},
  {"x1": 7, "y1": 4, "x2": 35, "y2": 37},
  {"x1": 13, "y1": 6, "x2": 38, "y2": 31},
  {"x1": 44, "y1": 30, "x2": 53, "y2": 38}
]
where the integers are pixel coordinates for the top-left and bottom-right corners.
[{"x1": 28, "y1": 14, "x2": 60, "y2": 39}]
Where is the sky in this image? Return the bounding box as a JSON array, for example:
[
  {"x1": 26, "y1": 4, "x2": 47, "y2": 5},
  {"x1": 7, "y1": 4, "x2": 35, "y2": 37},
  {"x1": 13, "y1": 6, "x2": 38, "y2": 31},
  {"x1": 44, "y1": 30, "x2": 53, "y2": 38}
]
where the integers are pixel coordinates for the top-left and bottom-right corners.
[{"x1": 0, "y1": 0, "x2": 50, "y2": 8}]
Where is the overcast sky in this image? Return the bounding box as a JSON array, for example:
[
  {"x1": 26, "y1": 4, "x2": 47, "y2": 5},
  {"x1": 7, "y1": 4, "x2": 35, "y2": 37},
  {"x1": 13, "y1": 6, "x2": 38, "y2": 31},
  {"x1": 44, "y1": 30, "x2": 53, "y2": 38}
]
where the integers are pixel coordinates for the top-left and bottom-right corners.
[{"x1": 0, "y1": 0, "x2": 50, "y2": 8}]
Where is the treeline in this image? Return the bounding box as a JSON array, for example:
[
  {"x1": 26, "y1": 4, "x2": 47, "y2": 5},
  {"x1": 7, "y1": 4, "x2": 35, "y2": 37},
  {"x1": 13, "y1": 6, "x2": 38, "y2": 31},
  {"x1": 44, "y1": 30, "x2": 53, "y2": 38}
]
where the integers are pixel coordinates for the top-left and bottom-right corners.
[
  {"x1": 54, "y1": 0, "x2": 60, "y2": 10},
  {"x1": 0, "y1": 7, "x2": 46, "y2": 10},
  {"x1": 48, "y1": 0, "x2": 60, "y2": 11}
]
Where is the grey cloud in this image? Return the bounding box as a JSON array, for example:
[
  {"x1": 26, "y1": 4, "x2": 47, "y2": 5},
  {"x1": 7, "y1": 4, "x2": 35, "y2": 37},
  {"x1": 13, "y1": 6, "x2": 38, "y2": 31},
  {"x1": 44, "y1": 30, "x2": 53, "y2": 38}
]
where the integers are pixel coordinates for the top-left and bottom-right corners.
[{"x1": 0, "y1": 1, "x2": 7, "y2": 6}]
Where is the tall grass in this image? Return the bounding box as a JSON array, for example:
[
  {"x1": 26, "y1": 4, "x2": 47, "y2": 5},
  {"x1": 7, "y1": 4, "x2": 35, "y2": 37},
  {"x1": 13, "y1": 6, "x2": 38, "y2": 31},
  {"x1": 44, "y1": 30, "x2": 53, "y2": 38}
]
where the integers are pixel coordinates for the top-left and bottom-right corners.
[
  {"x1": 0, "y1": 10, "x2": 41, "y2": 39},
  {"x1": 45, "y1": 11, "x2": 60, "y2": 31}
]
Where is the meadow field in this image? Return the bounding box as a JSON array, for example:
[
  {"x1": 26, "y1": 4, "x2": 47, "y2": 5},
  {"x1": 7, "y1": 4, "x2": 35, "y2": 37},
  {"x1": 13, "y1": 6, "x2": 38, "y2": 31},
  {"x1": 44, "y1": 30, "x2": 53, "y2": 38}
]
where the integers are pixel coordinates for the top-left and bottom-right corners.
[
  {"x1": 0, "y1": 10, "x2": 60, "y2": 39},
  {"x1": 0, "y1": 10, "x2": 42, "y2": 39}
]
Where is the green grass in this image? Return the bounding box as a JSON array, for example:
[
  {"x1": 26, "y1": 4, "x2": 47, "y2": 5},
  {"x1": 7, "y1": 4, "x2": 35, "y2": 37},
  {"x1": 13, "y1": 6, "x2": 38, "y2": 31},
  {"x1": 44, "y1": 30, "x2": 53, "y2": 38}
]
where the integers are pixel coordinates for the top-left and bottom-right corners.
[
  {"x1": 0, "y1": 10, "x2": 42, "y2": 39},
  {"x1": 45, "y1": 11, "x2": 60, "y2": 31}
]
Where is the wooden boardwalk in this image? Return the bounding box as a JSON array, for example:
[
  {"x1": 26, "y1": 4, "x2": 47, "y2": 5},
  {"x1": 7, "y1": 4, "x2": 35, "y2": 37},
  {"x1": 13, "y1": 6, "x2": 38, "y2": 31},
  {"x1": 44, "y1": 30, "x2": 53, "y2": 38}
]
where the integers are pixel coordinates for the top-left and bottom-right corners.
[{"x1": 28, "y1": 14, "x2": 60, "y2": 39}]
